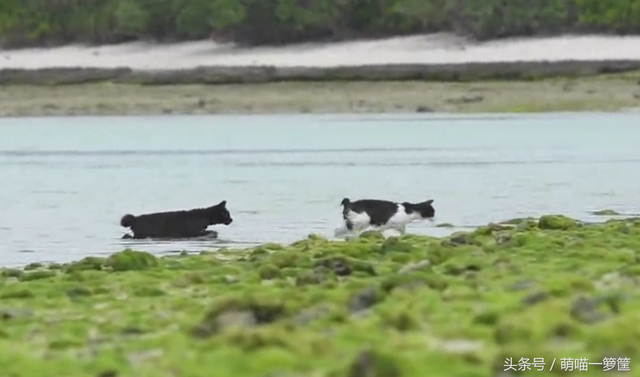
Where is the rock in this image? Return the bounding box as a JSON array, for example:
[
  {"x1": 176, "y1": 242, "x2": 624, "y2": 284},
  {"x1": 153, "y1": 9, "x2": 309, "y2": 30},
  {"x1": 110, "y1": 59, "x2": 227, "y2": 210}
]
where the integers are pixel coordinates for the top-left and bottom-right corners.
[
  {"x1": 447, "y1": 232, "x2": 478, "y2": 246},
  {"x1": 296, "y1": 270, "x2": 326, "y2": 286},
  {"x1": 216, "y1": 310, "x2": 258, "y2": 329},
  {"x1": 106, "y1": 249, "x2": 159, "y2": 271},
  {"x1": 97, "y1": 370, "x2": 118, "y2": 377},
  {"x1": 508, "y1": 280, "x2": 535, "y2": 291},
  {"x1": 415, "y1": 105, "x2": 433, "y2": 113},
  {"x1": 379, "y1": 237, "x2": 416, "y2": 254},
  {"x1": 570, "y1": 296, "x2": 609, "y2": 324},
  {"x1": 224, "y1": 275, "x2": 239, "y2": 284},
  {"x1": 314, "y1": 258, "x2": 352, "y2": 276},
  {"x1": 66, "y1": 287, "x2": 93, "y2": 301},
  {"x1": 120, "y1": 326, "x2": 145, "y2": 336},
  {"x1": 192, "y1": 297, "x2": 286, "y2": 338},
  {"x1": 1, "y1": 269, "x2": 23, "y2": 278},
  {"x1": 486, "y1": 222, "x2": 515, "y2": 232},
  {"x1": 126, "y1": 349, "x2": 163, "y2": 366},
  {"x1": 347, "y1": 350, "x2": 401, "y2": 377},
  {"x1": 359, "y1": 231, "x2": 385, "y2": 241},
  {"x1": 3, "y1": 277, "x2": 19, "y2": 285},
  {"x1": 538, "y1": 215, "x2": 578, "y2": 230},
  {"x1": 397, "y1": 259, "x2": 431, "y2": 275},
  {"x1": 258, "y1": 264, "x2": 281, "y2": 280},
  {"x1": 446, "y1": 95, "x2": 484, "y2": 104},
  {"x1": 590, "y1": 209, "x2": 621, "y2": 216},
  {"x1": 23, "y1": 263, "x2": 43, "y2": 271},
  {"x1": 515, "y1": 219, "x2": 537, "y2": 231},
  {"x1": 495, "y1": 233, "x2": 512, "y2": 245},
  {"x1": 0, "y1": 307, "x2": 33, "y2": 320},
  {"x1": 292, "y1": 304, "x2": 332, "y2": 326},
  {"x1": 521, "y1": 291, "x2": 550, "y2": 306},
  {"x1": 349, "y1": 287, "x2": 381, "y2": 313},
  {"x1": 431, "y1": 338, "x2": 483, "y2": 354}
]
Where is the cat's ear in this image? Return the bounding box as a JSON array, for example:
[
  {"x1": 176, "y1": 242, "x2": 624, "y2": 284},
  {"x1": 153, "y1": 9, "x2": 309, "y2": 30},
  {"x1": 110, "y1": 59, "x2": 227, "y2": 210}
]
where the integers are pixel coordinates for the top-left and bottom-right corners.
[{"x1": 425, "y1": 199, "x2": 434, "y2": 205}]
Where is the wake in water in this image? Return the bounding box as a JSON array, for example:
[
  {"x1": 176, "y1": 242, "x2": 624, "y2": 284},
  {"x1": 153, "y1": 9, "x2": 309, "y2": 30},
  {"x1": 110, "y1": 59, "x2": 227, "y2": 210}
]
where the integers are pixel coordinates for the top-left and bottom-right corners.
[{"x1": 120, "y1": 230, "x2": 220, "y2": 242}]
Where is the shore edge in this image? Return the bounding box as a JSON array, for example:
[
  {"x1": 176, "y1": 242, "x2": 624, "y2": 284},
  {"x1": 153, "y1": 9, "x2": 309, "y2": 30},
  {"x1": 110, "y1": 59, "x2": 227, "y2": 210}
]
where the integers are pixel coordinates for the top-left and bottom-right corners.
[{"x1": 4, "y1": 60, "x2": 640, "y2": 85}]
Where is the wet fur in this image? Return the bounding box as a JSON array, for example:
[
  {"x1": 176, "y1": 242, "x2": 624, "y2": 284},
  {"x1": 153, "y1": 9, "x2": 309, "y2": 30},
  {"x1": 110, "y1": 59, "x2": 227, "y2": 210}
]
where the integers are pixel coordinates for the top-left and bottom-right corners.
[
  {"x1": 120, "y1": 200, "x2": 233, "y2": 240},
  {"x1": 121, "y1": 230, "x2": 219, "y2": 241}
]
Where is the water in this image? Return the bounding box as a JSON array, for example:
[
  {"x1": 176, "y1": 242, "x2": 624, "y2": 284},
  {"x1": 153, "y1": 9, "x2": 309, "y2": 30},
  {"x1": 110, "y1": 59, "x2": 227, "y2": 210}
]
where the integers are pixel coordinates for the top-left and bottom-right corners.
[{"x1": 1, "y1": 113, "x2": 639, "y2": 267}]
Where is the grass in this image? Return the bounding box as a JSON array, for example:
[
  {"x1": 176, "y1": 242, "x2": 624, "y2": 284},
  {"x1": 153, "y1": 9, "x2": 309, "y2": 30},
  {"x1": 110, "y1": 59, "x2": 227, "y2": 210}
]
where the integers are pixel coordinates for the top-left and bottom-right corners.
[
  {"x1": 1, "y1": 74, "x2": 640, "y2": 116},
  {"x1": 1, "y1": 214, "x2": 640, "y2": 376}
]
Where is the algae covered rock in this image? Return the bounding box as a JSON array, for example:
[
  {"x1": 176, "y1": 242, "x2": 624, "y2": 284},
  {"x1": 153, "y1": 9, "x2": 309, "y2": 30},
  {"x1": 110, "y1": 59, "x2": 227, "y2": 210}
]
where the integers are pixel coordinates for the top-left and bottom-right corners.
[
  {"x1": 257, "y1": 264, "x2": 281, "y2": 280},
  {"x1": 345, "y1": 349, "x2": 401, "y2": 377},
  {"x1": 538, "y1": 214, "x2": 579, "y2": 230},
  {"x1": 4, "y1": 214, "x2": 640, "y2": 377},
  {"x1": 397, "y1": 259, "x2": 431, "y2": 275},
  {"x1": 378, "y1": 237, "x2": 417, "y2": 254},
  {"x1": 443, "y1": 231, "x2": 483, "y2": 247},
  {"x1": 590, "y1": 209, "x2": 621, "y2": 216},
  {"x1": 349, "y1": 286, "x2": 384, "y2": 312},
  {"x1": 359, "y1": 230, "x2": 386, "y2": 241},
  {"x1": 314, "y1": 256, "x2": 355, "y2": 276},
  {"x1": 19, "y1": 270, "x2": 56, "y2": 282},
  {"x1": 64, "y1": 256, "x2": 106, "y2": 272},
  {"x1": 1, "y1": 269, "x2": 23, "y2": 279},
  {"x1": 192, "y1": 294, "x2": 288, "y2": 338},
  {"x1": 105, "y1": 249, "x2": 159, "y2": 271}
]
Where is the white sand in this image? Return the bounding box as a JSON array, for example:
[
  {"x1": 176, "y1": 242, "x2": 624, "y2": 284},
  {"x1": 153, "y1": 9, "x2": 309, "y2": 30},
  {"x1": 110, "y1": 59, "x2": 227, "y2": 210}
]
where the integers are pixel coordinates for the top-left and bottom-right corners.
[{"x1": 2, "y1": 33, "x2": 640, "y2": 70}]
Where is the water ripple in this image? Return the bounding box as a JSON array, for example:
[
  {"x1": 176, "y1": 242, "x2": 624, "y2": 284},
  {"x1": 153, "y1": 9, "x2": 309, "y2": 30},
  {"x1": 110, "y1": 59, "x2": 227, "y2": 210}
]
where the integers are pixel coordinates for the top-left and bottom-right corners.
[
  {"x1": 230, "y1": 159, "x2": 640, "y2": 167},
  {"x1": 0, "y1": 146, "x2": 495, "y2": 156},
  {"x1": 2, "y1": 113, "x2": 640, "y2": 267}
]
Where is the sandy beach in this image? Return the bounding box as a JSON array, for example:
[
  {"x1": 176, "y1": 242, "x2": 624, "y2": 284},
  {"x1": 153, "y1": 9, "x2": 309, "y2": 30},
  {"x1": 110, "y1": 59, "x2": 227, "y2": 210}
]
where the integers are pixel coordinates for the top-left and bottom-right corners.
[
  {"x1": 2, "y1": 33, "x2": 640, "y2": 115},
  {"x1": 4, "y1": 34, "x2": 640, "y2": 69}
]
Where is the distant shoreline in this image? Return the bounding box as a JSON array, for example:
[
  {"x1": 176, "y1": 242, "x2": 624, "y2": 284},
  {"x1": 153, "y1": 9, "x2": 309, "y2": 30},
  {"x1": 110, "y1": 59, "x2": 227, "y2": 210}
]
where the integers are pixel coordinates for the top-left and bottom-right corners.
[
  {"x1": 5, "y1": 34, "x2": 640, "y2": 70},
  {"x1": 5, "y1": 34, "x2": 640, "y2": 85},
  {"x1": 2, "y1": 35, "x2": 640, "y2": 116},
  {"x1": 3, "y1": 60, "x2": 640, "y2": 86},
  {"x1": 1, "y1": 73, "x2": 639, "y2": 117}
]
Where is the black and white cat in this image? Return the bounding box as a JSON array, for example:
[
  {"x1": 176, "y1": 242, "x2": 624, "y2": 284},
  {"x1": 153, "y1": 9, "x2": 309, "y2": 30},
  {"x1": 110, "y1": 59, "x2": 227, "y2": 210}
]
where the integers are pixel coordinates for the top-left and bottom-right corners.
[{"x1": 334, "y1": 197, "x2": 436, "y2": 238}]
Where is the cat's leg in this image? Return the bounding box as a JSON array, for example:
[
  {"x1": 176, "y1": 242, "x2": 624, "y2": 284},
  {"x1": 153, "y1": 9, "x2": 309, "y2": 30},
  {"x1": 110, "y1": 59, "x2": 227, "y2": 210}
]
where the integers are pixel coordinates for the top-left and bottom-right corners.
[
  {"x1": 334, "y1": 219, "x2": 354, "y2": 238},
  {"x1": 347, "y1": 222, "x2": 370, "y2": 239},
  {"x1": 377, "y1": 222, "x2": 404, "y2": 238}
]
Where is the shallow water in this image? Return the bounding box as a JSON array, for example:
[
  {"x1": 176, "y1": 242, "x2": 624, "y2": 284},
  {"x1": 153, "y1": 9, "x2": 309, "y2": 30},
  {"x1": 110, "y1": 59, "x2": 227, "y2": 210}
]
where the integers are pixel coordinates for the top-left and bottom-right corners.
[{"x1": 1, "y1": 113, "x2": 639, "y2": 266}]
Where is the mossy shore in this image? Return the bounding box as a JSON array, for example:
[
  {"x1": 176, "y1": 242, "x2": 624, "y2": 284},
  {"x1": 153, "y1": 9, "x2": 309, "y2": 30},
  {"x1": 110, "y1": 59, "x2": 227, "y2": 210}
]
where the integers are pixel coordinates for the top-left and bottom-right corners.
[
  {"x1": 2, "y1": 67, "x2": 640, "y2": 116},
  {"x1": 1, "y1": 215, "x2": 640, "y2": 377}
]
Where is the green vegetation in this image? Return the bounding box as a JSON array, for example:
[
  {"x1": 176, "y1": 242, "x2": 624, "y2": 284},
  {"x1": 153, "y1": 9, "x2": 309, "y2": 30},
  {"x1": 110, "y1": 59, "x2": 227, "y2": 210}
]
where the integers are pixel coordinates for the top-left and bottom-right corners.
[
  {"x1": 2, "y1": 214, "x2": 640, "y2": 376},
  {"x1": 590, "y1": 209, "x2": 623, "y2": 216},
  {"x1": 2, "y1": 0, "x2": 640, "y2": 48}
]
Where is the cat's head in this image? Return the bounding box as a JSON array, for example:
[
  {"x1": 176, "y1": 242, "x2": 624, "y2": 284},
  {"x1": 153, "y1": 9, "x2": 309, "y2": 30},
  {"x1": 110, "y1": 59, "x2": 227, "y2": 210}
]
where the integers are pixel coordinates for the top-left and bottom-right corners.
[{"x1": 411, "y1": 199, "x2": 435, "y2": 220}]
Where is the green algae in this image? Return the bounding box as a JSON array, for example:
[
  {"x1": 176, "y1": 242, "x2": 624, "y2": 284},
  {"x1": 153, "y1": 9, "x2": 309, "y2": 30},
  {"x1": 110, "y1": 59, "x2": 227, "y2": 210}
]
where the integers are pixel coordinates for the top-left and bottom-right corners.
[
  {"x1": 591, "y1": 209, "x2": 622, "y2": 216},
  {"x1": 537, "y1": 214, "x2": 580, "y2": 230},
  {"x1": 2, "y1": 216, "x2": 640, "y2": 376}
]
